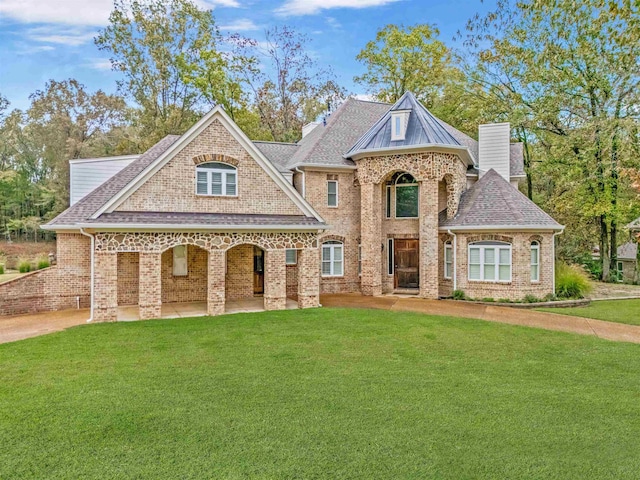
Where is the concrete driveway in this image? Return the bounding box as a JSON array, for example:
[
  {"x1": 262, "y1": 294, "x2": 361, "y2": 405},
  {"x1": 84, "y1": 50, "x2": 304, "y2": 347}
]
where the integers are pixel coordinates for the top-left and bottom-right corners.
[
  {"x1": 321, "y1": 293, "x2": 640, "y2": 344},
  {"x1": 0, "y1": 309, "x2": 89, "y2": 344}
]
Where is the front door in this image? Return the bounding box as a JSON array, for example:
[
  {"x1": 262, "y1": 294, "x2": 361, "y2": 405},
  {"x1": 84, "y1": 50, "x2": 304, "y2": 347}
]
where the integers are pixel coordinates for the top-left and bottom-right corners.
[
  {"x1": 253, "y1": 247, "x2": 264, "y2": 295},
  {"x1": 394, "y1": 239, "x2": 419, "y2": 289}
]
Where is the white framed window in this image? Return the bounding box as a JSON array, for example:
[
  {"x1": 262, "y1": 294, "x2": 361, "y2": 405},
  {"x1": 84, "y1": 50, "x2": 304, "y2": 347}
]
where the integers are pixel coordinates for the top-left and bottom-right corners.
[
  {"x1": 358, "y1": 245, "x2": 362, "y2": 276},
  {"x1": 387, "y1": 238, "x2": 394, "y2": 275},
  {"x1": 173, "y1": 245, "x2": 188, "y2": 276},
  {"x1": 468, "y1": 242, "x2": 511, "y2": 282},
  {"x1": 286, "y1": 249, "x2": 297, "y2": 265},
  {"x1": 196, "y1": 162, "x2": 237, "y2": 196},
  {"x1": 391, "y1": 112, "x2": 407, "y2": 141},
  {"x1": 444, "y1": 242, "x2": 453, "y2": 279},
  {"x1": 531, "y1": 241, "x2": 540, "y2": 282},
  {"x1": 321, "y1": 241, "x2": 343, "y2": 276},
  {"x1": 327, "y1": 180, "x2": 338, "y2": 207},
  {"x1": 395, "y1": 173, "x2": 419, "y2": 218}
]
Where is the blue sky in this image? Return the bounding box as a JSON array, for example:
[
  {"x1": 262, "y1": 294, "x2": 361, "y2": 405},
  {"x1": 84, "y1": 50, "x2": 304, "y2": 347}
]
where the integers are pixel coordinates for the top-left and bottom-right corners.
[{"x1": 0, "y1": 0, "x2": 495, "y2": 111}]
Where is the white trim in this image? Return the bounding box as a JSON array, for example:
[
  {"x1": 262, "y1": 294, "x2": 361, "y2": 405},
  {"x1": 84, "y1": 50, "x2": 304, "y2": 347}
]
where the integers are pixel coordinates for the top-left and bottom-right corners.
[
  {"x1": 346, "y1": 143, "x2": 474, "y2": 166},
  {"x1": 291, "y1": 164, "x2": 357, "y2": 171},
  {"x1": 69, "y1": 155, "x2": 140, "y2": 164},
  {"x1": 321, "y1": 241, "x2": 344, "y2": 277},
  {"x1": 41, "y1": 223, "x2": 326, "y2": 232},
  {"x1": 444, "y1": 241, "x2": 453, "y2": 279},
  {"x1": 327, "y1": 179, "x2": 338, "y2": 207},
  {"x1": 448, "y1": 229, "x2": 458, "y2": 291},
  {"x1": 92, "y1": 106, "x2": 324, "y2": 223},
  {"x1": 530, "y1": 241, "x2": 540, "y2": 283},
  {"x1": 195, "y1": 162, "x2": 238, "y2": 197},
  {"x1": 468, "y1": 242, "x2": 512, "y2": 283},
  {"x1": 439, "y1": 225, "x2": 565, "y2": 232},
  {"x1": 79, "y1": 228, "x2": 94, "y2": 323}
]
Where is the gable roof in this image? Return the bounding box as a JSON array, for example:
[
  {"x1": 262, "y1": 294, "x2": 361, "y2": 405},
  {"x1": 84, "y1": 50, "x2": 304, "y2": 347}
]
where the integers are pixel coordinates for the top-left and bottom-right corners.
[
  {"x1": 618, "y1": 241, "x2": 638, "y2": 260},
  {"x1": 439, "y1": 169, "x2": 563, "y2": 231},
  {"x1": 286, "y1": 98, "x2": 390, "y2": 169}
]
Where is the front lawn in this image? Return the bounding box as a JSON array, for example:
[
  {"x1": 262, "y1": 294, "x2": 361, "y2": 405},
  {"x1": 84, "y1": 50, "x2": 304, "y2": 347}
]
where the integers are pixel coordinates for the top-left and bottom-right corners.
[
  {"x1": 1, "y1": 308, "x2": 639, "y2": 479},
  {"x1": 538, "y1": 298, "x2": 640, "y2": 326}
]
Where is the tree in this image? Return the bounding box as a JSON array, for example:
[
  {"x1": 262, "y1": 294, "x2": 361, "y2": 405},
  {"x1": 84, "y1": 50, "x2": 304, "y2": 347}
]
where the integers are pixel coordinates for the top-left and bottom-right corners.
[
  {"x1": 95, "y1": 0, "x2": 223, "y2": 146},
  {"x1": 354, "y1": 24, "x2": 453, "y2": 107},
  {"x1": 462, "y1": 0, "x2": 640, "y2": 280},
  {"x1": 231, "y1": 26, "x2": 345, "y2": 142}
]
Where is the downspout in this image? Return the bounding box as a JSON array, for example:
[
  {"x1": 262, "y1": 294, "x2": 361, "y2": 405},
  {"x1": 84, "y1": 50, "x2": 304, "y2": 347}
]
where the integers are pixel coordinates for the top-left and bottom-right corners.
[
  {"x1": 80, "y1": 228, "x2": 94, "y2": 323},
  {"x1": 552, "y1": 230, "x2": 564, "y2": 296},
  {"x1": 447, "y1": 229, "x2": 457, "y2": 292},
  {"x1": 294, "y1": 167, "x2": 306, "y2": 198}
]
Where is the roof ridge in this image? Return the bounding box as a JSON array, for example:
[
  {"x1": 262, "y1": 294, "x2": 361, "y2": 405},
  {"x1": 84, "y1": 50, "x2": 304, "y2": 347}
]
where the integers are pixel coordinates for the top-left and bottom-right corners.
[{"x1": 253, "y1": 140, "x2": 299, "y2": 146}]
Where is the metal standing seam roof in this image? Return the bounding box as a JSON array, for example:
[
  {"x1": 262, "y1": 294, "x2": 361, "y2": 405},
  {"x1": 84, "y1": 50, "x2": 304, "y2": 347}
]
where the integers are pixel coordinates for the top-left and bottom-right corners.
[{"x1": 439, "y1": 169, "x2": 562, "y2": 229}]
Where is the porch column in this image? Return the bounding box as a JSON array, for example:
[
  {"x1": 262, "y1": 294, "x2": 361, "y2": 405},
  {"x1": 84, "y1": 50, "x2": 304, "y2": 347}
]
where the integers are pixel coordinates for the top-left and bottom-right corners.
[
  {"x1": 419, "y1": 177, "x2": 439, "y2": 299},
  {"x1": 139, "y1": 252, "x2": 161, "y2": 319},
  {"x1": 298, "y1": 247, "x2": 320, "y2": 308},
  {"x1": 265, "y1": 249, "x2": 287, "y2": 310},
  {"x1": 360, "y1": 182, "x2": 382, "y2": 296},
  {"x1": 208, "y1": 250, "x2": 225, "y2": 316},
  {"x1": 94, "y1": 251, "x2": 118, "y2": 322}
]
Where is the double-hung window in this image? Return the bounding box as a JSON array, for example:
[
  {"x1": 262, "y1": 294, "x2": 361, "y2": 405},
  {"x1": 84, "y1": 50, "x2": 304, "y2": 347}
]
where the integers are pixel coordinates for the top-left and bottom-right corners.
[
  {"x1": 531, "y1": 241, "x2": 540, "y2": 282},
  {"x1": 322, "y1": 241, "x2": 343, "y2": 276},
  {"x1": 286, "y1": 249, "x2": 297, "y2": 265},
  {"x1": 444, "y1": 242, "x2": 453, "y2": 279},
  {"x1": 327, "y1": 180, "x2": 338, "y2": 207},
  {"x1": 468, "y1": 242, "x2": 511, "y2": 282},
  {"x1": 196, "y1": 162, "x2": 237, "y2": 196}
]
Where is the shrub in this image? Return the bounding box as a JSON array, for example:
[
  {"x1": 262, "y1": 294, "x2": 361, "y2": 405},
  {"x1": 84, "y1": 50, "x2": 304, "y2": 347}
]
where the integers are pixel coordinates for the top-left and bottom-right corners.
[
  {"x1": 481, "y1": 297, "x2": 495, "y2": 303},
  {"x1": 18, "y1": 258, "x2": 32, "y2": 273},
  {"x1": 543, "y1": 293, "x2": 557, "y2": 302},
  {"x1": 555, "y1": 262, "x2": 592, "y2": 299},
  {"x1": 523, "y1": 294, "x2": 540, "y2": 303},
  {"x1": 452, "y1": 290, "x2": 466, "y2": 300},
  {"x1": 497, "y1": 298, "x2": 511, "y2": 303},
  {"x1": 36, "y1": 256, "x2": 50, "y2": 270},
  {"x1": 0, "y1": 264, "x2": 4, "y2": 275}
]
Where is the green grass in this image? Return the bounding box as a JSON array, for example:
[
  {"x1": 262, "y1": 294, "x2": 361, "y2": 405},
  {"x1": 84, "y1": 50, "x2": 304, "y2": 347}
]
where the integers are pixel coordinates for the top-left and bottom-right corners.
[
  {"x1": 538, "y1": 298, "x2": 640, "y2": 326},
  {"x1": 1, "y1": 308, "x2": 639, "y2": 479}
]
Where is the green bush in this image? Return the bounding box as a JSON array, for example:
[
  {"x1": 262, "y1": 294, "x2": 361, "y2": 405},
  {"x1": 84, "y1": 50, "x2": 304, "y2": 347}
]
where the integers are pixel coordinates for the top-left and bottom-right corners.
[
  {"x1": 523, "y1": 294, "x2": 540, "y2": 303},
  {"x1": 18, "y1": 258, "x2": 32, "y2": 273},
  {"x1": 452, "y1": 290, "x2": 466, "y2": 300},
  {"x1": 497, "y1": 298, "x2": 511, "y2": 303},
  {"x1": 481, "y1": 297, "x2": 495, "y2": 303},
  {"x1": 555, "y1": 262, "x2": 592, "y2": 299},
  {"x1": 0, "y1": 264, "x2": 4, "y2": 275},
  {"x1": 36, "y1": 255, "x2": 50, "y2": 270},
  {"x1": 543, "y1": 293, "x2": 557, "y2": 302}
]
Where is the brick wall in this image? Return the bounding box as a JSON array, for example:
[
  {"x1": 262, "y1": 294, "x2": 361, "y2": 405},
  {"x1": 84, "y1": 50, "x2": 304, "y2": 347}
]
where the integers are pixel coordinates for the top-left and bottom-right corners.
[
  {"x1": 160, "y1": 246, "x2": 208, "y2": 303},
  {"x1": 117, "y1": 119, "x2": 303, "y2": 216},
  {"x1": 286, "y1": 264, "x2": 298, "y2": 299},
  {"x1": 226, "y1": 244, "x2": 255, "y2": 300},
  {"x1": 0, "y1": 233, "x2": 91, "y2": 316},
  {"x1": 117, "y1": 252, "x2": 139, "y2": 305}
]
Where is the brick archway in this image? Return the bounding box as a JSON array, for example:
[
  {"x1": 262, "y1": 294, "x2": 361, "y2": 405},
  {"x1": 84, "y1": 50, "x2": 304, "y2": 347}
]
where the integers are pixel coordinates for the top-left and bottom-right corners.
[{"x1": 192, "y1": 153, "x2": 240, "y2": 167}]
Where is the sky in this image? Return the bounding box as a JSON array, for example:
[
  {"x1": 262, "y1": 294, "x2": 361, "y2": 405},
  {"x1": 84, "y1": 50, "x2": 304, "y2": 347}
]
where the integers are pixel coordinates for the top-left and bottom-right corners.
[{"x1": 0, "y1": 0, "x2": 496, "y2": 111}]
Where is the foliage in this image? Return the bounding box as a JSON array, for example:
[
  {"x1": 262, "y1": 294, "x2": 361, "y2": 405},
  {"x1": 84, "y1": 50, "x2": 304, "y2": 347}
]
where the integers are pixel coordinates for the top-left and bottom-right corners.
[
  {"x1": 481, "y1": 297, "x2": 495, "y2": 303},
  {"x1": 555, "y1": 262, "x2": 593, "y2": 299},
  {"x1": 452, "y1": 289, "x2": 465, "y2": 300},
  {"x1": 17, "y1": 258, "x2": 31, "y2": 273},
  {"x1": 2, "y1": 308, "x2": 640, "y2": 478},
  {"x1": 0, "y1": 264, "x2": 4, "y2": 275},
  {"x1": 523, "y1": 294, "x2": 540, "y2": 303},
  {"x1": 538, "y1": 298, "x2": 640, "y2": 326},
  {"x1": 36, "y1": 256, "x2": 50, "y2": 270}
]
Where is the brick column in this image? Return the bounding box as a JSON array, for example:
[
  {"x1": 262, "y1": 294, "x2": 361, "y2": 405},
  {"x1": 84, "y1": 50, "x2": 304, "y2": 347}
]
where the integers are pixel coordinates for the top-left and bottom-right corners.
[
  {"x1": 297, "y1": 248, "x2": 320, "y2": 308},
  {"x1": 264, "y1": 249, "x2": 287, "y2": 310},
  {"x1": 360, "y1": 182, "x2": 382, "y2": 296},
  {"x1": 94, "y1": 251, "x2": 118, "y2": 322},
  {"x1": 139, "y1": 252, "x2": 161, "y2": 319},
  {"x1": 419, "y1": 177, "x2": 439, "y2": 299},
  {"x1": 208, "y1": 250, "x2": 226, "y2": 316}
]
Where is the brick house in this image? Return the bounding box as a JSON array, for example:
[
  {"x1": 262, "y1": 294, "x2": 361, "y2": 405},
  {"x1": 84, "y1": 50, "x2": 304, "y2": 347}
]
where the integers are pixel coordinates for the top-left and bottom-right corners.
[{"x1": 0, "y1": 92, "x2": 563, "y2": 320}]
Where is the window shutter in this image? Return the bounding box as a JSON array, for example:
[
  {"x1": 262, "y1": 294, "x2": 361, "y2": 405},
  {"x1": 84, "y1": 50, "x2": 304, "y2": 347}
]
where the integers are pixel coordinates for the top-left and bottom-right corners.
[
  {"x1": 196, "y1": 171, "x2": 208, "y2": 195},
  {"x1": 211, "y1": 172, "x2": 223, "y2": 195}
]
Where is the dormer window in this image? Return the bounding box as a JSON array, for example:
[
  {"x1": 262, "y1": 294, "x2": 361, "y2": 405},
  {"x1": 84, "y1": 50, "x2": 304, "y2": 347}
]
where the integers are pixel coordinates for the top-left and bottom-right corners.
[
  {"x1": 391, "y1": 111, "x2": 409, "y2": 141},
  {"x1": 196, "y1": 162, "x2": 237, "y2": 196}
]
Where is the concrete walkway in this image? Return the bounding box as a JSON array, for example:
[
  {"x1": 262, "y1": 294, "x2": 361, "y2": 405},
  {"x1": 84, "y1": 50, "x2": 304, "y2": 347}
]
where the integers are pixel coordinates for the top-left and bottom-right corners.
[
  {"x1": 0, "y1": 308, "x2": 89, "y2": 344},
  {"x1": 320, "y1": 293, "x2": 640, "y2": 344}
]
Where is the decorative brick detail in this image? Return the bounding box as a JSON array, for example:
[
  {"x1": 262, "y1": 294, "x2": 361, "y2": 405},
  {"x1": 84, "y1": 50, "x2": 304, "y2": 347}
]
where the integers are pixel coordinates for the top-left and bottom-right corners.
[
  {"x1": 298, "y1": 248, "x2": 320, "y2": 308},
  {"x1": 94, "y1": 252, "x2": 118, "y2": 322},
  {"x1": 95, "y1": 231, "x2": 318, "y2": 253},
  {"x1": 139, "y1": 252, "x2": 161, "y2": 319},
  {"x1": 355, "y1": 152, "x2": 466, "y2": 185},
  {"x1": 264, "y1": 249, "x2": 286, "y2": 310},
  {"x1": 208, "y1": 250, "x2": 226, "y2": 315},
  {"x1": 192, "y1": 153, "x2": 239, "y2": 166}
]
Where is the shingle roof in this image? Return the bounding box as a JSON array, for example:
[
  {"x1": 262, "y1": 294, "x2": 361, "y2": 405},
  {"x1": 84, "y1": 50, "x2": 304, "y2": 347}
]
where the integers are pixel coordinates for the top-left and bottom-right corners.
[
  {"x1": 627, "y1": 217, "x2": 640, "y2": 231},
  {"x1": 286, "y1": 98, "x2": 391, "y2": 168},
  {"x1": 617, "y1": 241, "x2": 638, "y2": 260},
  {"x1": 439, "y1": 169, "x2": 562, "y2": 229},
  {"x1": 46, "y1": 135, "x2": 180, "y2": 226},
  {"x1": 346, "y1": 91, "x2": 462, "y2": 157},
  {"x1": 253, "y1": 141, "x2": 298, "y2": 172},
  {"x1": 85, "y1": 211, "x2": 324, "y2": 228}
]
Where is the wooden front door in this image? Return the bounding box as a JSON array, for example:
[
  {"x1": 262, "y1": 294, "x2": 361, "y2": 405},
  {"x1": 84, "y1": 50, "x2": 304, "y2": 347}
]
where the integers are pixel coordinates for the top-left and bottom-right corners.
[
  {"x1": 253, "y1": 247, "x2": 264, "y2": 295},
  {"x1": 394, "y1": 239, "x2": 419, "y2": 289}
]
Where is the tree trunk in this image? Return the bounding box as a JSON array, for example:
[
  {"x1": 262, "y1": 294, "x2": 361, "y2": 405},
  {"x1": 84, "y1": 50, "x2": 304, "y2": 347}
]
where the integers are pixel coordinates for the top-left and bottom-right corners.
[
  {"x1": 600, "y1": 215, "x2": 610, "y2": 281},
  {"x1": 609, "y1": 120, "x2": 620, "y2": 277},
  {"x1": 635, "y1": 235, "x2": 640, "y2": 285}
]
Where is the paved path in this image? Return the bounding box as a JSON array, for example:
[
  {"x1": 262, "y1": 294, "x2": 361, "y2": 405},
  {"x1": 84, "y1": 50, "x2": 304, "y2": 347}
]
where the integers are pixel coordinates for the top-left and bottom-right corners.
[
  {"x1": 0, "y1": 309, "x2": 89, "y2": 344},
  {"x1": 321, "y1": 293, "x2": 640, "y2": 344}
]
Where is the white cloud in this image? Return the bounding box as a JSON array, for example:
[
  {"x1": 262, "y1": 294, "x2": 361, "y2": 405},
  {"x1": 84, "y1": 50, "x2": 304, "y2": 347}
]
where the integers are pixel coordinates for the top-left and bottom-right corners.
[
  {"x1": 276, "y1": 0, "x2": 401, "y2": 16},
  {"x1": 353, "y1": 93, "x2": 376, "y2": 102},
  {"x1": 26, "y1": 26, "x2": 96, "y2": 46},
  {"x1": 15, "y1": 43, "x2": 56, "y2": 54},
  {"x1": 218, "y1": 18, "x2": 259, "y2": 31},
  {"x1": 0, "y1": 0, "x2": 242, "y2": 26},
  {"x1": 88, "y1": 59, "x2": 112, "y2": 71}
]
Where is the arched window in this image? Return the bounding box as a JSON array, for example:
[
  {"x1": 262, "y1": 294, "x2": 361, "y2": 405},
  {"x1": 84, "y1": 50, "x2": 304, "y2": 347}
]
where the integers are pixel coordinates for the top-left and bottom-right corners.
[
  {"x1": 394, "y1": 172, "x2": 418, "y2": 218},
  {"x1": 196, "y1": 162, "x2": 237, "y2": 196},
  {"x1": 444, "y1": 241, "x2": 453, "y2": 279},
  {"x1": 468, "y1": 241, "x2": 511, "y2": 282},
  {"x1": 321, "y1": 240, "x2": 343, "y2": 277},
  {"x1": 531, "y1": 241, "x2": 540, "y2": 282}
]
